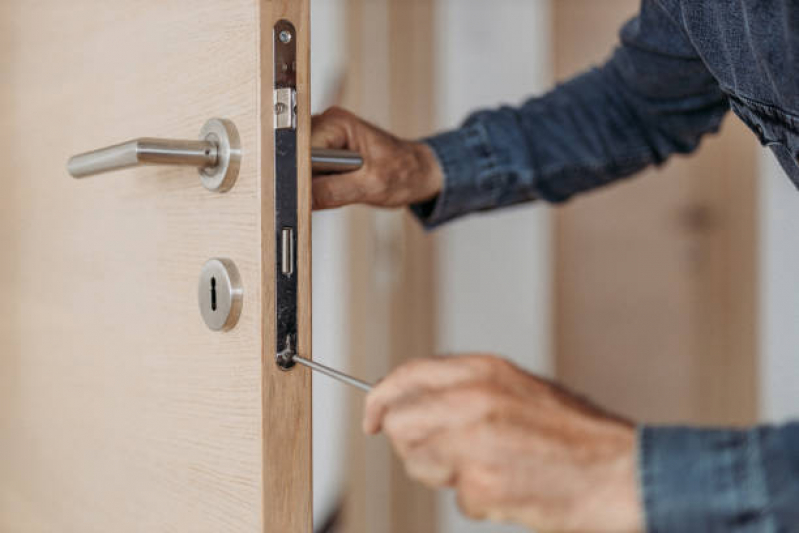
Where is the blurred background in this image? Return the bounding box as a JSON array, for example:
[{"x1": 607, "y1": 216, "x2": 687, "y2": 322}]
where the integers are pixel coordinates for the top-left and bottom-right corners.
[{"x1": 309, "y1": 1, "x2": 799, "y2": 532}]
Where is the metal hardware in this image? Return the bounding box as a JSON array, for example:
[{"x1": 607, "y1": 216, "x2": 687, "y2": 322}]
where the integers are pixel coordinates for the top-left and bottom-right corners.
[
  {"x1": 274, "y1": 88, "x2": 297, "y2": 130},
  {"x1": 276, "y1": 334, "x2": 297, "y2": 370},
  {"x1": 69, "y1": 140, "x2": 217, "y2": 176},
  {"x1": 292, "y1": 355, "x2": 374, "y2": 392},
  {"x1": 198, "y1": 258, "x2": 243, "y2": 332},
  {"x1": 311, "y1": 148, "x2": 364, "y2": 174},
  {"x1": 275, "y1": 339, "x2": 373, "y2": 392},
  {"x1": 198, "y1": 119, "x2": 241, "y2": 192},
  {"x1": 274, "y1": 19, "x2": 299, "y2": 369},
  {"x1": 271, "y1": 22, "x2": 363, "y2": 370},
  {"x1": 67, "y1": 118, "x2": 241, "y2": 193},
  {"x1": 281, "y1": 227, "x2": 295, "y2": 276}
]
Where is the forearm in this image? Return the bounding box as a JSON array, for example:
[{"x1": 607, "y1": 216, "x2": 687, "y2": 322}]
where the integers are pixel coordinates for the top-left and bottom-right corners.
[
  {"x1": 416, "y1": 68, "x2": 728, "y2": 228},
  {"x1": 414, "y1": 1, "x2": 730, "y2": 228},
  {"x1": 640, "y1": 423, "x2": 799, "y2": 531}
]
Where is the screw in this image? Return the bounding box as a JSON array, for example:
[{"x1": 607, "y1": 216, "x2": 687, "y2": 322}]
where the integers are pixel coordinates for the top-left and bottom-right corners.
[
  {"x1": 279, "y1": 30, "x2": 292, "y2": 44},
  {"x1": 276, "y1": 335, "x2": 297, "y2": 370}
]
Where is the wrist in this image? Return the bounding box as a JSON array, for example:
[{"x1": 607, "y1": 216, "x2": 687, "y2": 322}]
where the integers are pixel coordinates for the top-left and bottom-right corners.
[
  {"x1": 410, "y1": 141, "x2": 444, "y2": 203},
  {"x1": 585, "y1": 423, "x2": 644, "y2": 532}
]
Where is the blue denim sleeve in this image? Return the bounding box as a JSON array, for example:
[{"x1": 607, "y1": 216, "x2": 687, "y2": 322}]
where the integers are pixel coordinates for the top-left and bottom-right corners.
[
  {"x1": 412, "y1": 0, "x2": 730, "y2": 228},
  {"x1": 640, "y1": 424, "x2": 799, "y2": 532}
]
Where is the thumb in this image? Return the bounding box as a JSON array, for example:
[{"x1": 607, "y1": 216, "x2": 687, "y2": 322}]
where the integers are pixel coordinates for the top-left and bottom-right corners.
[{"x1": 311, "y1": 111, "x2": 351, "y2": 150}]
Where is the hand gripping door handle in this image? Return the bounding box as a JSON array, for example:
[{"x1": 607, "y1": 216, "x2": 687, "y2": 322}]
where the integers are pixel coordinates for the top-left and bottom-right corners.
[
  {"x1": 67, "y1": 118, "x2": 362, "y2": 193},
  {"x1": 311, "y1": 148, "x2": 363, "y2": 174}
]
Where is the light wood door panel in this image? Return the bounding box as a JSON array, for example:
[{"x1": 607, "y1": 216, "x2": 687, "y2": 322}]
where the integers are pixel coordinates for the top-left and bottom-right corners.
[{"x1": 0, "y1": 1, "x2": 311, "y2": 531}]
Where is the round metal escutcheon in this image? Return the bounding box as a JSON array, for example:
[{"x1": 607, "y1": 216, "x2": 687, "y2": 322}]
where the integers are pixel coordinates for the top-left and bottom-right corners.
[
  {"x1": 198, "y1": 258, "x2": 243, "y2": 332},
  {"x1": 199, "y1": 118, "x2": 241, "y2": 193}
]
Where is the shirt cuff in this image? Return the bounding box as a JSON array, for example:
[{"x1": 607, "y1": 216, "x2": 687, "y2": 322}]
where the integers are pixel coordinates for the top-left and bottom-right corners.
[
  {"x1": 639, "y1": 426, "x2": 772, "y2": 532},
  {"x1": 410, "y1": 125, "x2": 493, "y2": 229},
  {"x1": 410, "y1": 118, "x2": 537, "y2": 229}
]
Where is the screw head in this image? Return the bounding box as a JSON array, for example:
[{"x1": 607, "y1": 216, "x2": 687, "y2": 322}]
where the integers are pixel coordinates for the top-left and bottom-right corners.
[{"x1": 279, "y1": 30, "x2": 292, "y2": 44}]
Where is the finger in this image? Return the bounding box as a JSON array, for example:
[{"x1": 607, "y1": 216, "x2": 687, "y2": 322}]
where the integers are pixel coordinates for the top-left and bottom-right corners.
[
  {"x1": 404, "y1": 452, "x2": 457, "y2": 488},
  {"x1": 400, "y1": 424, "x2": 496, "y2": 492},
  {"x1": 363, "y1": 355, "x2": 495, "y2": 435},
  {"x1": 457, "y1": 465, "x2": 533, "y2": 527},
  {"x1": 364, "y1": 357, "x2": 474, "y2": 434},
  {"x1": 381, "y1": 384, "x2": 502, "y2": 457},
  {"x1": 401, "y1": 429, "x2": 461, "y2": 488},
  {"x1": 312, "y1": 173, "x2": 367, "y2": 210},
  {"x1": 311, "y1": 108, "x2": 355, "y2": 150},
  {"x1": 401, "y1": 424, "x2": 514, "y2": 519},
  {"x1": 310, "y1": 120, "x2": 348, "y2": 151},
  {"x1": 456, "y1": 467, "x2": 498, "y2": 521},
  {"x1": 410, "y1": 429, "x2": 509, "y2": 521}
]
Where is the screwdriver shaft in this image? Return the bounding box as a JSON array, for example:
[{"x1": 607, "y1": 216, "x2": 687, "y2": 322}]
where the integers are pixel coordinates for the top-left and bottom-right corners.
[{"x1": 292, "y1": 355, "x2": 374, "y2": 392}]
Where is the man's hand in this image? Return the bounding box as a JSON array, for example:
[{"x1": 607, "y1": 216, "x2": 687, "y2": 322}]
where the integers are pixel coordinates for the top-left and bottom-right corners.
[
  {"x1": 364, "y1": 355, "x2": 644, "y2": 533},
  {"x1": 311, "y1": 107, "x2": 443, "y2": 210}
]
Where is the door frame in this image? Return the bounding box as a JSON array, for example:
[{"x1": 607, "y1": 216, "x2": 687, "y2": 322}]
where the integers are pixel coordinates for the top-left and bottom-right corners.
[{"x1": 261, "y1": 1, "x2": 313, "y2": 531}]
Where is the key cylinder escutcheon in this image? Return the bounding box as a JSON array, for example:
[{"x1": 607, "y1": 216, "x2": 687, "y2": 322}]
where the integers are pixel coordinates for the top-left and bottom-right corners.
[{"x1": 198, "y1": 258, "x2": 243, "y2": 332}]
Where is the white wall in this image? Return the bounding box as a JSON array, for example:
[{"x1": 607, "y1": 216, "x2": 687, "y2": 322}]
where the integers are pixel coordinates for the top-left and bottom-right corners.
[
  {"x1": 759, "y1": 150, "x2": 799, "y2": 423},
  {"x1": 433, "y1": 1, "x2": 553, "y2": 532},
  {"x1": 310, "y1": 0, "x2": 351, "y2": 525}
]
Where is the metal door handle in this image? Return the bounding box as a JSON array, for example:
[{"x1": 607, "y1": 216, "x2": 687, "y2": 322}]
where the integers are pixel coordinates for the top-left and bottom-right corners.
[
  {"x1": 67, "y1": 118, "x2": 242, "y2": 192},
  {"x1": 311, "y1": 148, "x2": 363, "y2": 173}
]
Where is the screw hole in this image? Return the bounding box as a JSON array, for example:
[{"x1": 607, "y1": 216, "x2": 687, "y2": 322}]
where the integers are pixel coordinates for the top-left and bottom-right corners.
[{"x1": 210, "y1": 277, "x2": 217, "y2": 312}]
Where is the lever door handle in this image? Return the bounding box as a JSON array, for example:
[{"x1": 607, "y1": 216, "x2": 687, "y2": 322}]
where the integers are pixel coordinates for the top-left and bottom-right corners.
[
  {"x1": 311, "y1": 148, "x2": 363, "y2": 174},
  {"x1": 67, "y1": 118, "x2": 242, "y2": 192}
]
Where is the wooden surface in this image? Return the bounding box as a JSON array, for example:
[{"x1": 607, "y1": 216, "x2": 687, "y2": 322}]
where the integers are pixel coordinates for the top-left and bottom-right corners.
[
  {"x1": 261, "y1": 0, "x2": 313, "y2": 532},
  {"x1": 262, "y1": 1, "x2": 314, "y2": 532},
  {"x1": 342, "y1": 0, "x2": 438, "y2": 531},
  {"x1": 0, "y1": 0, "x2": 311, "y2": 531},
  {"x1": 552, "y1": 0, "x2": 758, "y2": 426},
  {"x1": 342, "y1": 2, "x2": 396, "y2": 531},
  {"x1": 385, "y1": 1, "x2": 439, "y2": 530}
]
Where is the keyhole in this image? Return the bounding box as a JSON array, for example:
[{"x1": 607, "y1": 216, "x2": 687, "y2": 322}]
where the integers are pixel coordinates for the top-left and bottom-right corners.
[{"x1": 210, "y1": 277, "x2": 217, "y2": 312}]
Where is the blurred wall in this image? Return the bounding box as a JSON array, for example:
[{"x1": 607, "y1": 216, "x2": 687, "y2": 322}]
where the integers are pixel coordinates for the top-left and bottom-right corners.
[
  {"x1": 432, "y1": 0, "x2": 553, "y2": 532},
  {"x1": 310, "y1": 0, "x2": 350, "y2": 525},
  {"x1": 760, "y1": 151, "x2": 799, "y2": 422}
]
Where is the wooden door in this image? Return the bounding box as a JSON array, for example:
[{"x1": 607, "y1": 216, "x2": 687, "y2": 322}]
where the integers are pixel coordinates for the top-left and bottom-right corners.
[{"x1": 0, "y1": 1, "x2": 312, "y2": 531}]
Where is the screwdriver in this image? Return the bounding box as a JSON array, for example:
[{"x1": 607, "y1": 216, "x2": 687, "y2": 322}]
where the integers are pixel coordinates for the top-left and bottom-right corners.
[{"x1": 292, "y1": 355, "x2": 374, "y2": 393}]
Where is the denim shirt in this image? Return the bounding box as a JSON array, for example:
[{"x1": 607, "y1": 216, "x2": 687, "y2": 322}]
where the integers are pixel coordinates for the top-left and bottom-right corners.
[{"x1": 416, "y1": 1, "x2": 799, "y2": 531}]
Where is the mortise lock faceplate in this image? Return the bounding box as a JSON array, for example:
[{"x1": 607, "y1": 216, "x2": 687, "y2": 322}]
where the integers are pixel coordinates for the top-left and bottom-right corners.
[{"x1": 274, "y1": 19, "x2": 299, "y2": 369}]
